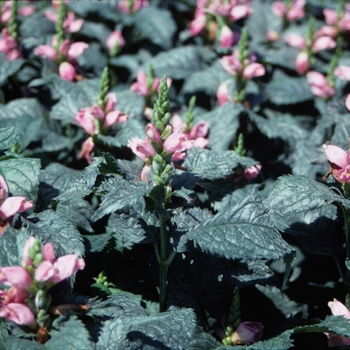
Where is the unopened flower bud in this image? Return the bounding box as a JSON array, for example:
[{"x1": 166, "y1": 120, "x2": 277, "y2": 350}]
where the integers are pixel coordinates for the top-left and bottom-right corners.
[
  {"x1": 231, "y1": 321, "x2": 263, "y2": 345},
  {"x1": 161, "y1": 125, "x2": 173, "y2": 140},
  {"x1": 32, "y1": 253, "x2": 44, "y2": 267},
  {"x1": 35, "y1": 289, "x2": 49, "y2": 311}
]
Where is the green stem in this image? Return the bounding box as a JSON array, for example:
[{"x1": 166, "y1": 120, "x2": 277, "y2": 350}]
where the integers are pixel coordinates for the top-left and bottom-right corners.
[{"x1": 340, "y1": 204, "x2": 350, "y2": 308}]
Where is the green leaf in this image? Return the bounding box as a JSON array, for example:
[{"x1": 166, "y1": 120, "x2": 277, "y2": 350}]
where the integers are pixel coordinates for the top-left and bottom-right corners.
[
  {"x1": 0, "y1": 127, "x2": 21, "y2": 151},
  {"x1": 0, "y1": 98, "x2": 47, "y2": 120},
  {"x1": 46, "y1": 313, "x2": 93, "y2": 350},
  {"x1": 184, "y1": 329, "x2": 221, "y2": 349},
  {"x1": 180, "y1": 188, "x2": 292, "y2": 261},
  {"x1": 134, "y1": 7, "x2": 176, "y2": 49},
  {"x1": 4, "y1": 337, "x2": 46, "y2": 350},
  {"x1": 0, "y1": 57, "x2": 25, "y2": 85},
  {"x1": 92, "y1": 177, "x2": 148, "y2": 222},
  {"x1": 147, "y1": 46, "x2": 210, "y2": 80},
  {"x1": 23, "y1": 210, "x2": 85, "y2": 258},
  {"x1": 316, "y1": 315, "x2": 350, "y2": 338},
  {"x1": 50, "y1": 79, "x2": 99, "y2": 123},
  {"x1": 202, "y1": 103, "x2": 243, "y2": 151},
  {"x1": 264, "y1": 70, "x2": 314, "y2": 104},
  {"x1": 183, "y1": 148, "x2": 258, "y2": 180},
  {"x1": 112, "y1": 89, "x2": 145, "y2": 120},
  {"x1": 0, "y1": 157, "x2": 41, "y2": 203},
  {"x1": 0, "y1": 226, "x2": 29, "y2": 267}
]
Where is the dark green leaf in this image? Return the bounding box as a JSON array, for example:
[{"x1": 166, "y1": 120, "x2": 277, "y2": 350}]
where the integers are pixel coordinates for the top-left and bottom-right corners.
[
  {"x1": 0, "y1": 58, "x2": 25, "y2": 85},
  {"x1": 4, "y1": 337, "x2": 45, "y2": 350},
  {"x1": 183, "y1": 148, "x2": 258, "y2": 180},
  {"x1": 92, "y1": 177, "x2": 148, "y2": 222},
  {"x1": 180, "y1": 189, "x2": 292, "y2": 260},
  {"x1": 46, "y1": 313, "x2": 93, "y2": 350},
  {"x1": 265, "y1": 70, "x2": 314, "y2": 104},
  {"x1": 134, "y1": 7, "x2": 176, "y2": 49},
  {"x1": 0, "y1": 98, "x2": 47, "y2": 120},
  {"x1": 0, "y1": 157, "x2": 41, "y2": 203},
  {"x1": 202, "y1": 103, "x2": 243, "y2": 151},
  {"x1": 147, "y1": 46, "x2": 210, "y2": 80},
  {"x1": 24, "y1": 210, "x2": 85, "y2": 258},
  {"x1": 0, "y1": 127, "x2": 21, "y2": 151}
]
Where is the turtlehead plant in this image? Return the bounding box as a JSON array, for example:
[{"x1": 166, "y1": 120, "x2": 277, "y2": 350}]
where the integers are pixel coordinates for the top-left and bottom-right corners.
[{"x1": 1, "y1": 0, "x2": 350, "y2": 348}]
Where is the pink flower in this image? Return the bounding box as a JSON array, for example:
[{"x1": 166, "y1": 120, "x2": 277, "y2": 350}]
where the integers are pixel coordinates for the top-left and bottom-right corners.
[
  {"x1": 266, "y1": 30, "x2": 279, "y2": 42},
  {"x1": 229, "y1": 4, "x2": 252, "y2": 21},
  {"x1": 59, "y1": 62, "x2": 76, "y2": 81},
  {"x1": 0, "y1": 303, "x2": 36, "y2": 326},
  {"x1": 106, "y1": 30, "x2": 125, "y2": 52},
  {"x1": 284, "y1": 33, "x2": 306, "y2": 49},
  {"x1": 244, "y1": 164, "x2": 262, "y2": 180},
  {"x1": 334, "y1": 66, "x2": 350, "y2": 81},
  {"x1": 21, "y1": 236, "x2": 36, "y2": 267},
  {"x1": 7, "y1": 49, "x2": 22, "y2": 61},
  {"x1": 324, "y1": 9, "x2": 338, "y2": 26},
  {"x1": 272, "y1": 0, "x2": 305, "y2": 21},
  {"x1": 67, "y1": 42, "x2": 88, "y2": 60},
  {"x1": 131, "y1": 71, "x2": 149, "y2": 96},
  {"x1": 104, "y1": 111, "x2": 128, "y2": 127},
  {"x1": 127, "y1": 138, "x2": 156, "y2": 160},
  {"x1": 326, "y1": 299, "x2": 350, "y2": 347},
  {"x1": 19, "y1": 5, "x2": 35, "y2": 17},
  {"x1": 146, "y1": 123, "x2": 161, "y2": 143},
  {"x1": 74, "y1": 106, "x2": 104, "y2": 135},
  {"x1": 78, "y1": 137, "x2": 95, "y2": 164},
  {"x1": 190, "y1": 8, "x2": 206, "y2": 36},
  {"x1": 106, "y1": 92, "x2": 117, "y2": 112},
  {"x1": 35, "y1": 254, "x2": 85, "y2": 284},
  {"x1": 295, "y1": 51, "x2": 309, "y2": 74},
  {"x1": 311, "y1": 36, "x2": 336, "y2": 52},
  {"x1": 189, "y1": 121, "x2": 209, "y2": 140},
  {"x1": 306, "y1": 71, "x2": 335, "y2": 98},
  {"x1": 0, "y1": 28, "x2": 17, "y2": 55},
  {"x1": 0, "y1": 286, "x2": 29, "y2": 304},
  {"x1": 220, "y1": 50, "x2": 242, "y2": 75},
  {"x1": 140, "y1": 165, "x2": 151, "y2": 182},
  {"x1": 346, "y1": 94, "x2": 350, "y2": 111},
  {"x1": 242, "y1": 63, "x2": 265, "y2": 79},
  {"x1": 43, "y1": 243, "x2": 55, "y2": 263},
  {"x1": 0, "y1": 175, "x2": 33, "y2": 222},
  {"x1": 163, "y1": 133, "x2": 193, "y2": 154},
  {"x1": 34, "y1": 45, "x2": 57, "y2": 60},
  {"x1": 0, "y1": 266, "x2": 32, "y2": 289},
  {"x1": 219, "y1": 25, "x2": 234, "y2": 48},
  {"x1": 323, "y1": 144, "x2": 350, "y2": 183},
  {"x1": 217, "y1": 81, "x2": 230, "y2": 106},
  {"x1": 63, "y1": 12, "x2": 84, "y2": 33},
  {"x1": 118, "y1": 0, "x2": 149, "y2": 14},
  {"x1": 231, "y1": 321, "x2": 264, "y2": 345}
]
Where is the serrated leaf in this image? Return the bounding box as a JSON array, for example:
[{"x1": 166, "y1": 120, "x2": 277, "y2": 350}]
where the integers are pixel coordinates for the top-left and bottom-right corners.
[
  {"x1": 265, "y1": 70, "x2": 314, "y2": 104},
  {"x1": 23, "y1": 210, "x2": 84, "y2": 258},
  {"x1": 92, "y1": 177, "x2": 148, "y2": 222},
  {"x1": 0, "y1": 98, "x2": 47, "y2": 120},
  {"x1": 50, "y1": 79, "x2": 99, "y2": 123},
  {"x1": 201, "y1": 103, "x2": 243, "y2": 151},
  {"x1": 111, "y1": 89, "x2": 145, "y2": 120},
  {"x1": 0, "y1": 127, "x2": 21, "y2": 151},
  {"x1": 46, "y1": 313, "x2": 93, "y2": 350},
  {"x1": 4, "y1": 337, "x2": 46, "y2": 350},
  {"x1": 183, "y1": 148, "x2": 258, "y2": 180},
  {"x1": 147, "y1": 46, "x2": 209, "y2": 79},
  {"x1": 0, "y1": 157, "x2": 41, "y2": 203},
  {"x1": 84, "y1": 232, "x2": 111, "y2": 253},
  {"x1": 107, "y1": 212, "x2": 154, "y2": 252},
  {"x1": 134, "y1": 7, "x2": 176, "y2": 49},
  {"x1": 185, "y1": 329, "x2": 221, "y2": 349},
  {"x1": 0, "y1": 226, "x2": 29, "y2": 267},
  {"x1": 180, "y1": 189, "x2": 292, "y2": 261},
  {"x1": 0, "y1": 57, "x2": 25, "y2": 85}
]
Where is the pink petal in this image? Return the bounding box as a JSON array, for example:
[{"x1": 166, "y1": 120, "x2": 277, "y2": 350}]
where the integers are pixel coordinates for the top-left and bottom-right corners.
[
  {"x1": 35, "y1": 260, "x2": 54, "y2": 282},
  {"x1": 0, "y1": 303, "x2": 36, "y2": 325},
  {"x1": 0, "y1": 197, "x2": 30, "y2": 220},
  {"x1": 0, "y1": 266, "x2": 32, "y2": 289},
  {"x1": 67, "y1": 42, "x2": 88, "y2": 60},
  {"x1": 323, "y1": 144, "x2": 349, "y2": 169},
  {"x1": 51, "y1": 255, "x2": 85, "y2": 283}
]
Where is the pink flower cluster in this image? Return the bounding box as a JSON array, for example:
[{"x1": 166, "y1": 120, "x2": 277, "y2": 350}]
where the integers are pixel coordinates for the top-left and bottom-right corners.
[
  {"x1": 74, "y1": 92, "x2": 128, "y2": 163},
  {"x1": 317, "y1": 5, "x2": 350, "y2": 38},
  {"x1": 220, "y1": 50, "x2": 265, "y2": 79},
  {"x1": 307, "y1": 65, "x2": 350, "y2": 99},
  {"x1": 0, "y1": 237, "x2": 85, "y2": 326},
  {"x1": 326, "y1": 299, "x2": 350, "y2": 347},
  {"x1": 35, "y1": 37, "x2": 88, "y2": 81},
  {"x1": 190, "y1": 0, "x2": 252, "y2": 48},
  {"x1": 0, "y1": 28, "x2": 22, "y2": 61},
  {"x1": 0, "y1": 1, "x2": 35, "y2": 24},
  {"x1": 271, "y1": 0, "x2": 305, "y2": 22},
  {"x1": 128, "y1": 117, "x2": 209, "y2": 181},
  {"x1": 118, "y1": 0, "x2": 149, "y2": 14},
  {"x1": 284, "y1": 33, "x2": 336, "y2": 74},
  {"x1": 45, "y1": 10, "x2": 84, "y2": 34},
  {"x1": 323, "y1": 144, "x2": 350, "y2": 184},
  {"x1": 0, "y1": 175, "x2": 32, "y2": 229}
]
